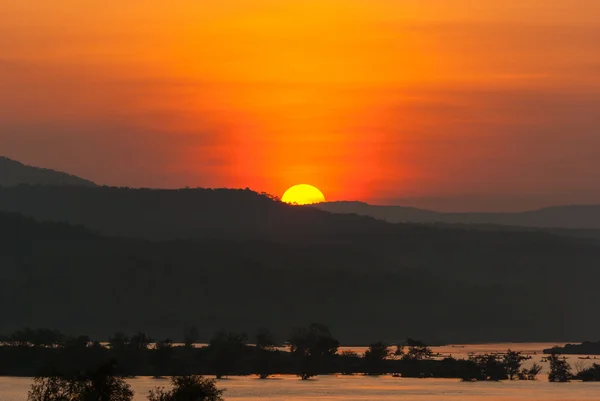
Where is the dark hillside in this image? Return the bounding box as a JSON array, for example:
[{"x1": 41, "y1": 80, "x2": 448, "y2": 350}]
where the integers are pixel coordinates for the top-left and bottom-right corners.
[
  {"x1": 2, "y1": 212, "x2": 600, "y2": 344},
  {"x1": 0, "y1": 186, "x2": 598, "y2": 285}
]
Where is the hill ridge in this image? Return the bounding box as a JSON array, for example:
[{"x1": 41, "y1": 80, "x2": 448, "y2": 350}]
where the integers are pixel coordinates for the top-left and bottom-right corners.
[
  {"x1": 0, "y1": 156, "x2": 96, "y2": 187},
  {"x1": 314, "y1": 201, "x2": 600, "y2": 229}
]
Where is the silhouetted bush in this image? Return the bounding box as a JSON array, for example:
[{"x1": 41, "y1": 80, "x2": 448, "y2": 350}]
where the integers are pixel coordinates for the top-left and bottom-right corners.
[
  {"x1": 148, "y1": 376, "x2": 224, "y2": 401},
  {"x1": 28, "y1": 361, "x2": 133, "y2": 401},
  {"x1": 576, "y1": 363, "x2": 600, "y2": 381},
  {"x1": 518, "y1": 363, "x2": 542, "y2": 380}
]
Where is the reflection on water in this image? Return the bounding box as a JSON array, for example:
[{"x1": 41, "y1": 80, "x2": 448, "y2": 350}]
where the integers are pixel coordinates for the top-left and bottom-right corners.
[
  {"x1": 3, "y1": 375, "x2": 600, "y2": 401},
  {"x1": 2, "y1": 343, "x2": 600, "y2": 401}
]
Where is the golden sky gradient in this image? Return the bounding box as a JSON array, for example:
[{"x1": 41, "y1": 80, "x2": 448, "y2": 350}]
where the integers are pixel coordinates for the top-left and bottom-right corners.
[{"x1": 1, "y1": 0, "x2": 599, "y2": 210}]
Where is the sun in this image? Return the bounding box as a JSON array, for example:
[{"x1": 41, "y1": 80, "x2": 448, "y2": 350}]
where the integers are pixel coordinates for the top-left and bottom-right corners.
[{"x1": 282, "y1": 184, "x2": 326, "y2": 205}]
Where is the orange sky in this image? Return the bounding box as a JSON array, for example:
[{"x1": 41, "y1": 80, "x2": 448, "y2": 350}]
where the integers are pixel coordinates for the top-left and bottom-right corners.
[{"x1": 1, "y1": 0, "x2": 600, "y2": 211}]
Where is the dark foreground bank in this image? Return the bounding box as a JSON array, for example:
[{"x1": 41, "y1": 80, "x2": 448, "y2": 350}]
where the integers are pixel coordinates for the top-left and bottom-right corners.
[{"x1": 4, "y1": 325, "x2": 599, "y2": 383}]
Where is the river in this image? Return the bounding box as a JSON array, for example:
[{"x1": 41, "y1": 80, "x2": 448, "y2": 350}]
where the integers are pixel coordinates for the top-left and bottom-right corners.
[{"x1": 2, "y1": 343, "x2": 599, "y2": 400}]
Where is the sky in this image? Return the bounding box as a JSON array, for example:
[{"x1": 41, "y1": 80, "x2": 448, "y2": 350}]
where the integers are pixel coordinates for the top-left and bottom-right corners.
[{"x1": 1, "y1": 0, "x2": 599, "y2": 212}]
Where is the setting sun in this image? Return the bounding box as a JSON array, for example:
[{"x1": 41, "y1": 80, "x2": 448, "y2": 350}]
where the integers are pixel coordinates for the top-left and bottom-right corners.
[{"x1": 282, "y1": 184, "x2": 326, "y2": 205}]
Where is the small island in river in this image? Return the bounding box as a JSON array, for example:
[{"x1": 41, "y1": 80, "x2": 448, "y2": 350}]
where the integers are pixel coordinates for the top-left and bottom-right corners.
[{"x1": 544, "y1": 342, "x2": 600, "y2": 355}]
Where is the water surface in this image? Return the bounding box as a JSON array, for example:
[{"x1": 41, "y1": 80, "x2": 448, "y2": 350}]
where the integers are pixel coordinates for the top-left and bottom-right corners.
[{"x1": 2, "y1": 343, "x2": 599, "y2": 400}]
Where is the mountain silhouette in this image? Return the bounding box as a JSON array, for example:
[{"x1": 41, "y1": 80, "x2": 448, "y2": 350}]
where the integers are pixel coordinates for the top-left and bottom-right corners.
[
  {"x1": 0, "y1": 156, "x2": 96, "y2": 187},
  {"x1": 3, "y1": 185, "x2": 599, "y2": 243},
  {"x1": 315, "y1": 201, "x2": 600, "y2": 229},
  {"x1": 3, "y1": 156, "x2": 600, "y2": 230},
  {"x1": 2, "y1": 158, "x2": 600, "y2": 343}
]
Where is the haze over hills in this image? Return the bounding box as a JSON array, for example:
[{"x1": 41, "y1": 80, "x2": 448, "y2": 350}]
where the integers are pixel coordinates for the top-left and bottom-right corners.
[
  {"x1": 3, "y1": 156, "x2": 600, "y2": 230},
  {"x1": 2, "y1": 184, "x2": 600, "y2": 246},
  {"x1": 3, "y1": 155, "x2": 600, "y2": 230},
  {"x1": 0, "y1": 156, "x2": 97, "y2": 187},
  {"x1": 315, "y1": 201, "x2": 600, "y2": 230}
]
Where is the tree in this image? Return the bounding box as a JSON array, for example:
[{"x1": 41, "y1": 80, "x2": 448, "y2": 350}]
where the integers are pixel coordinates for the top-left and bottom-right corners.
[
  {"x1": 548, "y1": 353, "x2": 571, "y2": 382},
  {"x1": 85, "y1": 361, "x2": 134, "y2": 401},
  {"x1": 148, "y1": 376, "x2": 224, "y2": 401},
  {"x1": 340, "y1": 350, "x2": 361, "y2": 376},
  {"x1": 28, "y1": 376, "x2": 71, "y2": 401},
  {"x1": 63, "y1": 335, "x2": 91, "y2": 350},
  {"x1": 463, "y1": 354, "x2": 508, "y2": 381},
  {"x1": 393, "y1": 344, "x2": 404, "y2": 359},
  {"x1": 288, "y1": 323, "x2": 339, "y2": 380},
  {"x1": 503, "y1": 350, "x2": 527, "y2": 380},
  {"x1": 518, "y1": 363, "x2": 543, "y2": 381},
  {"x1": 183, "y1": 327, "x2": 199, "y2": 349},
  {"x1": 209, "y1": 331, "x2": 248, "y2": 379},
  {"x1": 288, "y1": 323, "x2": 339, "y2": 358},
  {"x1": 108, "y1": 332, "x2": 150, "y2": 376},
  {"x1": 108, "y1": 332, "x2": 129, "y2": 352},
  {"x1": 475, "y1": 354, "x2": 507, "y2": 381},
  {"x1": 130, "y1": 332, "x2": 152, "y2": 350},
  {"x1": 256, "y1": 328, "x2": 277, "y2": 352},
  {"x1": 255, "y1": 328, "x2": 278, "y2": 379},
  {"x1": 397, "y1": 338, "x2": 433, "y2": 378},
  {"x1": 8, "y1": 328, "x2": 65, "y2": 348},
  {"x1": 60, "y1": 335, "x2": 94, "y2": 373},
  {"x1": 458, "y1": 359, "x2": 482, "y2": 382},
  {"x1": 153, "y1": 339, "x2": 174, "y2": 377},
  {"x1": 363, "y1": 341, "x2": 390, "y2": 376},
  {"x1": 28, "y1": 361, "x2": 134, "y2": 401},
  {"x1": 403, "y1": 338, "x2": 432, "y2": 361}
]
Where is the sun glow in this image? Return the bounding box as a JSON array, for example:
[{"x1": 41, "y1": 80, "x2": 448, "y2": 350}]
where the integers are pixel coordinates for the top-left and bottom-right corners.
[{"x1": 282, "y1": 184, "x2": 326, "y2": 205}]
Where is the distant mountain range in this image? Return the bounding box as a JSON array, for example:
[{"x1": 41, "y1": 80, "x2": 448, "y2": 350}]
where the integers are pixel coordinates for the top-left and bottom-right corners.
[
  {"x1": 3, "y1": 155, "x2": 600, "y2": 229},
  {"x1": 0, "y1": 156, "x2": 96, "y2": 187},
  {"x1": 315, "y1": 201, "x2": 600, "y2": 230},
  {"x1": 2, "y1": 156, "x2": 600, "y2": 343}
]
